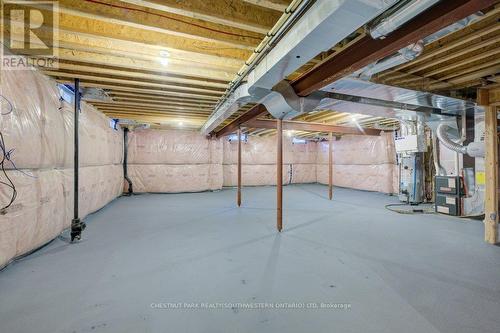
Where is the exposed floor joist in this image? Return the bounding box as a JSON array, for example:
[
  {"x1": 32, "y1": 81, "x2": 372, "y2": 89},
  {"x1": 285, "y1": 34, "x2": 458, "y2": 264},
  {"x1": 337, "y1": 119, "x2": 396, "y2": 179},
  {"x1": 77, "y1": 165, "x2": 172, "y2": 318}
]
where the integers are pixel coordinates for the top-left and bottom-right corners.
[{"x1": 118, "y1": 0, "x2": 282, "y2": 34}]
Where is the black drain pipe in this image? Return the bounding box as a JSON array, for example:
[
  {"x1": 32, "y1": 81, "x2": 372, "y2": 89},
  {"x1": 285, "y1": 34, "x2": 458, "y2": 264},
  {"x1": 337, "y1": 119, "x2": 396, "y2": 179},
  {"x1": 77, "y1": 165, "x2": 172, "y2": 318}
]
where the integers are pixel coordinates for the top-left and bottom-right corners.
[
  {"x1": 123, "y1": 127, "x2": 133, "y2": 195},
  {"x1": 71, "y1": 78, "x2": 86, "y2": 242}
]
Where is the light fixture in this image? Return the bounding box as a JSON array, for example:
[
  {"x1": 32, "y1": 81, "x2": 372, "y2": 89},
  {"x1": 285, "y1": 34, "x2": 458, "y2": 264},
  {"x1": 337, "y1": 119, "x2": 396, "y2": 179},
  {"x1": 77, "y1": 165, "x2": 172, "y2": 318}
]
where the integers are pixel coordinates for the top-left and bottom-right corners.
[
  {"x1": 159, "y1": 50, "x2": 170, "y2": 66},
  {"x1": 178, "y1": 121, "x2": 184, "y2": 127},
  {"x1": 292, "y1": 137, "x2": 306, "y2": 144},
  {"x1": 286, "y1": 130, "x2": 294, "y2": 137},
  {"x1": 159, "y1": 58, "x2": 169, "y2": 66}
]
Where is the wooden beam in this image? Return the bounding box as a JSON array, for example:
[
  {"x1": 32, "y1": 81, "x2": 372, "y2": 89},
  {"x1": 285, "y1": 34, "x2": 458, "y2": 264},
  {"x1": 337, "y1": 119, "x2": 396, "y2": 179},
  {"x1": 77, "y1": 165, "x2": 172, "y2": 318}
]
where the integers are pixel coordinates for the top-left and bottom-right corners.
[
  {"x1": 214, "y1": 104, "x2": 268, "y2": 138},
  {"x1": 56, "y1": 0, "x2": 262, "y2": 49},
  {"x1": 87, "y1": 100, "x2": 215, "y2": 109},
  {"x1": 237, "y1": 127, "x2": 242, "y2": 207},
  {"x1": 429, "y1": 65, "x2": 500, "y2": 90},
  {"x1": 54, "y1": 48, "x2": 236, "y2": 82},
  {"x1": 328, "y1": 132, "x2": 333, "y2": 200},
  {"x1": 242, "y1": 0, "x2": 289, "y2": 12},
  {"x1": 15, "y1": 26, "x2": 245, "y2": 70},
  {"x1": 277, "y1": 118, "x2": 283, "y2": 232},
  {"x1": 57, "y1": 80, "x2": 221, "y2": 100},
  {"x1": 55, "y1": 63, "x2": 229, "y2": 89},
  {"x1": 479, "y1": 88, "x2": 499, "y2": 244},
  {"x1": 488, "y1": 86, "x2": 500, "y2": 106},
  {"x1": 99, "y1": 109, "x2": 210, "y2": 118},
  {"x1": 108, "y1": 92, "x2": 217, "y2": 104},
  {"x1": 291, "y1": 0, "x2": 497, "y2": 96},
  {"x1": 45, "y1": 70, "x2": 225, "y2": 95},
  {"x1": 389, "y1": 13, "x2": 500, "y2": 74},
  {"x1": 119, "y1": 0, "x2": 281, "y2": 34},
  {"x1": 244, "y1": 119, "x2": 383, "y2": 136}
]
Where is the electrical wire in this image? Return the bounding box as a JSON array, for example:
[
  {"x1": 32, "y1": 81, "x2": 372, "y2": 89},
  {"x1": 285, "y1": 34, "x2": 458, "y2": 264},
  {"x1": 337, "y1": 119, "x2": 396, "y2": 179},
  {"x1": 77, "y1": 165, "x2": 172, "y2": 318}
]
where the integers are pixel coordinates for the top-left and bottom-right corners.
[
  {"x1": 83, "y1": 0, "x2": 262, "y2": 40},
  {"x1": 385, "y1": 203, "x2": 436, "y2": 215},
  {"x1": 0, "y1": 132, "x2": 17, "y2": 213},
  {"x1": 0, "y1": 94, "x2": 13, "y2": 115}
]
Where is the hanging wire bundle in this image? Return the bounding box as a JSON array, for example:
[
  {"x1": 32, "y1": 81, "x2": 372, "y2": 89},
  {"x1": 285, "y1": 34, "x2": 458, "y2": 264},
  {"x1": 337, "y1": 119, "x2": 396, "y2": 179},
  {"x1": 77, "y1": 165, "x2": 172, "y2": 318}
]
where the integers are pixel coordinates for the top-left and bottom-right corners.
[{"x1": 0, "y1": 131, "x2": 17, "y2": 214}]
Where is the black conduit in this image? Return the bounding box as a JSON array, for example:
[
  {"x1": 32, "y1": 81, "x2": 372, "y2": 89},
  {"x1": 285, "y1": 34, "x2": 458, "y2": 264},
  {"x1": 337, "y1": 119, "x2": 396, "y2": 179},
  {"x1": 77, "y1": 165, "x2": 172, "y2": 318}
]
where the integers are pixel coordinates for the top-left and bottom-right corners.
[
  {"x1": 123, "y1": 127, "x2": 133, "y2": 195},
  {"x1": 71, "y1": 78, "x2": 86, "y2": 242}
]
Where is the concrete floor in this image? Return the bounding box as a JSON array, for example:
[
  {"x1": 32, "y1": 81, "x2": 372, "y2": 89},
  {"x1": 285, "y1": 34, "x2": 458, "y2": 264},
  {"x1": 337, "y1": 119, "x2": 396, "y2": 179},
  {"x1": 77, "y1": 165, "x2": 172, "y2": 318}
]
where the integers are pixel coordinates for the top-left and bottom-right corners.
[{"x1": 1, "y1": 184, "x2": 499, "y2": 333}]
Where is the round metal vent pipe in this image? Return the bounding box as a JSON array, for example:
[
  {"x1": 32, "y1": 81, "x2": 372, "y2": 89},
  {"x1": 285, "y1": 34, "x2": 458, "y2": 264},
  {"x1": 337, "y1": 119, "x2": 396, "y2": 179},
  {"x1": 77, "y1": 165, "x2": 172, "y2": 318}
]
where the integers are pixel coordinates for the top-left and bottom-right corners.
[{"x1": 436, "y1": 124, "x2": 485, "y2": 158}]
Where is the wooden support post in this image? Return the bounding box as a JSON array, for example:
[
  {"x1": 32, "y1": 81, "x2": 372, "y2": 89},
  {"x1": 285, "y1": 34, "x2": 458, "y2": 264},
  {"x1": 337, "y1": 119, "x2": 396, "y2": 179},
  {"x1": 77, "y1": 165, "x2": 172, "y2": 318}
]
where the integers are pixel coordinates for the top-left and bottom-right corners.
[
  {"x1": 328, "y1": 132, "x2": 333, "y2": 200},
  {"x1": 277, "y1": 119, "x2": 283, "y2": 232},
  {"x1": 237, "y1": 127, "x2": 242, "y2": 207},
  {"x1": 480, "y1": 88, "x2": 499, "y2": 244}
]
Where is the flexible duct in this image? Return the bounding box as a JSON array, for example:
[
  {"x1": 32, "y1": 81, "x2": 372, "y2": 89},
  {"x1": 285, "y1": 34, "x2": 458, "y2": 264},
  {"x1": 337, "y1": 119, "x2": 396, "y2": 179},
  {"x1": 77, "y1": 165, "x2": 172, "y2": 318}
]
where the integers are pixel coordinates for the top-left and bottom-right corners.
[
  {"x1": 432, "y1": 132, "x2": 446, "y2": 176},
  {"x1": 436, "y1": 124, "x2": 485, "y2": 158},
  {"x1": 437, "y1": 124, "x2": 468, "y2": 154}
]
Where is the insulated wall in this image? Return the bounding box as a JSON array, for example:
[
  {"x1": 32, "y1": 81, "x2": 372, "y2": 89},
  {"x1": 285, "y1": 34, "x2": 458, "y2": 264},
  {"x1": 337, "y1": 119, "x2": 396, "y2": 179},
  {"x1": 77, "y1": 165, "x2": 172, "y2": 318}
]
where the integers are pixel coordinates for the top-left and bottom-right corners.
[
  {"x1": 0, "y1": 68, "x2": 123, "y2": 268},
  {"x1": 223, "y1": 136, "x2": 317, "y2": 186},
  {"x1": 127, "y1": 129, "x2": 397, "y2": 194},
  {"x1": 126, "y1": 129, "x2": 223, "y2": 193},
  {"x1": 316, "y1": 132, "x2": 398, "y2": 193}
]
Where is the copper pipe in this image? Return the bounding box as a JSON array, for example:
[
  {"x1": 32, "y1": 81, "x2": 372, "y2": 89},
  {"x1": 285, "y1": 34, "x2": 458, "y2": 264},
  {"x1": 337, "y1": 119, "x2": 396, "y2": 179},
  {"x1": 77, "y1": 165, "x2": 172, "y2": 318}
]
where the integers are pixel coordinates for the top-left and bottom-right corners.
[
  {"x1": 277, "y1": 119, "x2": 283, "y2": 232},
  {"x1": 328, "y1": 132, "x2": 333, "y2": 200},
  {"x1": 237, "y1": 127, "x2": 242, "y2": 207}
]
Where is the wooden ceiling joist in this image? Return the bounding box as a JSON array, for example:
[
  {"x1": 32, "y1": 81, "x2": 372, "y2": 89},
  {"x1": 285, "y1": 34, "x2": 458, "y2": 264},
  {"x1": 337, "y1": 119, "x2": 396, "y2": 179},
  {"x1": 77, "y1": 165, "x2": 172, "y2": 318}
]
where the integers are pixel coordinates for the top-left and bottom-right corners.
[
  {"x1": 242, "y1": 0, "x2": 289, "y2": 12},
  {"x1": 56, "y1": 0, "x2": 263, "y2": 49},
  {"x1": 90, "y1": 98, "x2": 215, "y2": 109},
  {"x1": 89, "y1": 100, "x2": 214, "y2": 111},
  {"x1": 107, "y1": 93, "x2": 216, "y2": 104},
  {"x1": 244, "y1": 119, "x2": 383, "y2": 136},
  {"x1": 292, "y1": 0, "x2": 497, "y2": 96},
  {"x1": 57, "y1": 81, "x2": 222, "y2": 101},
  {"x1": 7, "y1": 0, "x2": 495, "y2": 131},
  {"x1": 53, "y1": 63, "x2": 228, "y2": 89},
  {"x1": 119, "y1": 0, "x2": 282, "y2": 34},
  {"x1": 46, "y1": 71, "x2": 226, "y2": 95}
]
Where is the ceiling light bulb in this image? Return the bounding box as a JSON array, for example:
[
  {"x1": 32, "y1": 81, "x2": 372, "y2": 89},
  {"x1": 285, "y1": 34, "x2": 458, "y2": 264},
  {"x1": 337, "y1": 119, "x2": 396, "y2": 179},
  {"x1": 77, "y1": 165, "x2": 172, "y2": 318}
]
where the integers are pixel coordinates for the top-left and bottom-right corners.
[{"x1": 159, "y1": 58, "x2": 169, "y2": 66}]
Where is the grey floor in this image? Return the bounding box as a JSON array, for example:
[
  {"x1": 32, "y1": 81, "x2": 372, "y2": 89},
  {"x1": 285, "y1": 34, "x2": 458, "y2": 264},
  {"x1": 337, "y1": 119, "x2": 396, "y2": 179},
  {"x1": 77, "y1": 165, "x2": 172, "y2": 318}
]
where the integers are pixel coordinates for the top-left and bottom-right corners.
[{"x1": 1, "y1": 184, "x2": 499, "y2": 333}]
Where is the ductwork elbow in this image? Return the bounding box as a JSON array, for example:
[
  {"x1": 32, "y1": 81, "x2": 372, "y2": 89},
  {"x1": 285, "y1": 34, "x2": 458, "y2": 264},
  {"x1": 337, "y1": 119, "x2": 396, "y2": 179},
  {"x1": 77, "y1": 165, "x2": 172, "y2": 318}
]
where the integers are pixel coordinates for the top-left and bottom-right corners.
[{"x1": 436, "y1": 124, "x2": 485, "y2": 158}]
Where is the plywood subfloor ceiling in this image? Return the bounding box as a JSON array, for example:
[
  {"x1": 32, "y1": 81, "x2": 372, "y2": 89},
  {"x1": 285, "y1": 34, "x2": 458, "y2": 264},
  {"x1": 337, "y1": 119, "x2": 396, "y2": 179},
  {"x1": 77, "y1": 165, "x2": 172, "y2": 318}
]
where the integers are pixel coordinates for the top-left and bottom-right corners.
[
  {"x1": 7, "y1": 1, "x2": 498, "y2": 135},
  {"x1": 7, "y1": 0, "x2": 291, "y2": 129}
]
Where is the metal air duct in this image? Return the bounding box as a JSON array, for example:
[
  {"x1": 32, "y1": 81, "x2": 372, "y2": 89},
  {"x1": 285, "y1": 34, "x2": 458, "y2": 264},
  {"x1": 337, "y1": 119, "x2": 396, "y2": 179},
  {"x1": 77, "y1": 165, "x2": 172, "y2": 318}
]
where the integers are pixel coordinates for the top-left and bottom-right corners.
[
  {"x1": 436, "y1": 123, "x2": 485, "y2": 157},
  {"x1": 370, "y1": 0, "x2": 441, "y2": 39}
]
